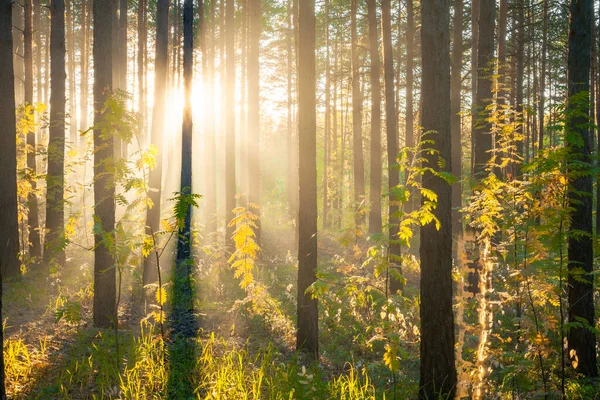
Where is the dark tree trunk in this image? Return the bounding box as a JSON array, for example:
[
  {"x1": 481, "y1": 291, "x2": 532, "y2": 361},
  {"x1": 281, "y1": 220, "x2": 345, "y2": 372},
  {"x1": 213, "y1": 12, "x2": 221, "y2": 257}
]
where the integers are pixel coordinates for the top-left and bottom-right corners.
[
  {"x1": 80, "y1": 0, "x2": 89, "y2": 132},
  {"x1": 367, "y1": 0, "x2": 382, "y2": 234},
  {"x1": 34, "y1": 0, "x2": 42, "y2": 104},
  {"x1": 0, "y1": 0, "x2": 21, "y2": 279},
  {"x1": 470, "y1": 0, "x2": 479, "y2": 175},
  {"x1": 138, "y1": 0, "x2": 147, "y2": 135},
  {"x1": 351, "y1": 0, "x2": 365, "y2": 228},
  {"x1": 450, "y1": 0, "x2": 462, "y2": 236},
  {"x1": 93, "y1": 0, "x2": 116, "y2": 328},
  {"x1": 566, "y1": 0, "x2": 598, "y2": 378},
  {"x1": 225, "y1": 0, "x2": 236, "y2": 248},
  {"x1": 177, "y1": 0, "x2": 193, "y2": 262},
  {"x1": 538, "y1": 0, "x2": 548, "y2": 151},
  {"x1": 472, "y1": 0, "x2": 495, "y2": 176},
  {"x1": 205, "y1": 0, "x2": 217, "y2": 233},
  {"x1": 25, "y1": 0, "x2": 41, "y2": 258},
  {"x1": 44, "y1": 0, "x2": 66, "y2": 265},
  {"x1": 406, "y1": 0, "x2": 414, "y2": 150},
  {"x1": 382, "y1": 0, "x2": 402, "y2": 293},
  {"x1": 66, "y1": 0, "x2": 77, "y2": 145},
  {"x1": 13, "y1": 0, "x2": 23, "y2": 105},
  {"x1": 296, "y1": 0, "x2": 318, "y2": 358},
  {"x1": 515, "y1": 0, "x2": 524, "y2": 176},
  {"x1": 323, "y1": 0, "x2": 330, "y2": 230},
  {"x1": 419, "y1": 0, "x2": 457, "y2": 396},
  {"x1": 286, "y1": 0, "x2": 297, "y2": 222},
  {"x1": 143, "y1": 0, "x2": 169, "y2": 285},
  {"x1": 248, "y1": 0, "x2": 260, "y2": 238}
]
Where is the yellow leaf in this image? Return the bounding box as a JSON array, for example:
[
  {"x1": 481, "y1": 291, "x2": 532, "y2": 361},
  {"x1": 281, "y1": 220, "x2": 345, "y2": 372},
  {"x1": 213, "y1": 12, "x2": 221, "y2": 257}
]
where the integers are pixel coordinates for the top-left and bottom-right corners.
[{"x1": 156, "y1": 287, "x2": 167, "y2": 305}]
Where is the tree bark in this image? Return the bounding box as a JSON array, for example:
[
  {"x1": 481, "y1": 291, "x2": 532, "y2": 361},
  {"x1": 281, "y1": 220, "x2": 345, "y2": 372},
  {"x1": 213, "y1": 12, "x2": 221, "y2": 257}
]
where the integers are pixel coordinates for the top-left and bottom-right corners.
[
  {"x1": 351, "y1": 0, "x2": 365, "y2": 228},
  {"x1": 66, "y1": 0, "x2": 77, "y2": 145},
  {"x1": 323, "y1": 0, "x2": 330, "y2": 230},
  {"x1": 451, "y1": 0, "x2": 462, "y2": 236},
  {"x1": 470, "y1": 0, "x2": 479, "y2": 175},
  {"x1": 296, "y1": 0, "x2": 318, "y2": 358},
  {"x1": 143, "y1": 0, "x2": 169, "y2": 285},
  {"x1": 382, "y1": 0, "x2": 402, "y2": 293},
  {"x1": 0, "y1": 0, "x2": 21, "y2": 279},
  {"x1": 93, "y1": 0, "x2": 116, "y2": 328},
  {"x1": 205, "y1": 0, "x2": 217, "y2": 233},
  {"x1": 80, "y1": 0, "x2": 90, "y2": 132},
  {"x1": 248, "y1": 0, "x2": 260, "y2": 238},
  {"x1": 225, "y1": 0, "x2": 236, "y2": 248},
  {"x1": 44, "y1": 0, "x2": 66, "y2": 265},
  {"x1": 566, "y1": 0, "x2": 597, "y2": 378},
  {"x1": 177, "y1": 0, "x2": 193, "y2": 262},
  {"x1": 472, "y1": 0, "x2": 495, "y2": 177},
  {"x1": 138, "y1": 0, "x2": 147, "y2": 136},
  {"x1": 514, "y1": 0, "x2": 524, "y2": 176},
  {"x1": 367, "y1": 0, "x2": 382, "y2": 234},
  {"x1": 538, "y1": 0, "x2": 548, "y2": 151},
  {"x1": 419, "y1": 0, "x2": 457, "y2": 396}
]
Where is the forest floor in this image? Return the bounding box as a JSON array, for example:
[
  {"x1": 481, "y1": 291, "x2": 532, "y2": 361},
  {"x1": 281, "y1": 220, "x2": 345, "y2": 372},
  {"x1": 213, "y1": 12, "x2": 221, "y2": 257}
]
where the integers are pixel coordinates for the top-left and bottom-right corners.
[{"x1": 3, "y1": 219, "x2": 420, "y2": 399}]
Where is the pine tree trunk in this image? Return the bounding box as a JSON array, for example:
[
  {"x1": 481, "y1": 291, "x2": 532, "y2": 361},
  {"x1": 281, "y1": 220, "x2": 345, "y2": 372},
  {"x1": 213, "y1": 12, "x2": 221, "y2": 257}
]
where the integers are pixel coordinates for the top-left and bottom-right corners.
[
  {"x1": 296, "y1": 0, "x2": 318, "y2": 358},
  {"x1": 205, "y1": 0, "x2": 217, "y2": 233},
  {"x1": 323, "y1": 0, "x2": 330, "y2": 230},
  {"x1": 472, "y1": 0, "x2": 495, "y2": 176},
  {"x1": 25, "y1": 0, "x2": 41, "y2": 258},
  {"x1": 93, "y1": 0, "x2": 116, "y2": 328},
  {"x1": 80, "y1": 0, "x2": 89, "y2": 132},
  {"x1": 177, "y1": 0, "x2": 193, "y2": 262},
  {"x1": 44, "y1": 0, "x2": 66, "y2": 265},
  {"x1": 66, "y1": 0, "x2": 77, "y2": 145},
  {"x1": 138, "y1": 0, "x2": 146, "y2": 136},
  {"x1": 566, "y1": 0, "x2": 597, "y2": 378},
  {"x1": 0, "y1": 0, "x2": 21, "y2": 279},
  {"x1": 225, "y1": 0, "x2": 236, "y2": 248},
  {"x1": 367, "y1": 0, "x2": 382, "y2": 234},
  {"x1": 451, "y1": 0, "x2": 463, "y2": 237},
  {"x1": 34, "y1": 0, "x2": 42, "y2": 103},
  {"x1": 515, "y1": 0, "x2": 524, "y2": 174},
  {"x1": 351, "y1": 0, "x2": 364, "y2": 228},
  {"x1": 248, "y1": 0, "x2": 260, "y2": 239},
  {"x1": 470, "y1": 0, "x2": 479, "y2": 175},
  {"x1": 419, "y1": 0, "x2": 457, "y2": 396},
  {"x1": 143, "y1": 0, "x2": 169, "y2": 285},
  {"x1": 382, "y1": 0, "x2": 402, "y2": 293}
]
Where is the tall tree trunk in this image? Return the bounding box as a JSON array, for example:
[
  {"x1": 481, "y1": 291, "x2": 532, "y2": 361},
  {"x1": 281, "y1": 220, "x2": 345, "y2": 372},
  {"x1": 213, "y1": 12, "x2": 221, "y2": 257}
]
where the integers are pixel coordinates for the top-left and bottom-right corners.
[
  {"x1": 566, "y1": 0, "x2": 597, "y2": 378},
  {"x1": 93, "y1": 0, "x2": 116, "y2": 328},
  {"x1": 286, "y1": 0, "x2": 297, "y2": 220},
  {"x1": 296, "y1": 0, "x2": 318, "y2": 358},
  {"x1": 177, "y1": 0, "x2": 193, "y2": 262},
  {"x1": 367, "y1": 0, "x2": 382, "y2": 234},
  {"x1": 406, "y1": 0, "x2": 414, "y2": 150},
  {"x1": 240, "y1": 0, "x2": 247, "y2": 205},
  {"x1": 323, "y1": 0, "x2": 330, "y2": 230},
  {"x1": 470, "y1": 0, "x2": 479, "y2": 175},
  {"x1": 225, "y1": 0, "x2": 236, "y2": 247},
  {"x1": 80, "y1": 0, "x2": 89, "y2": 132},
  {"x1": 205, "y1": 0, "x2": 217, "y2": 233},
  {"x1": 351, "y1": 0, "x2": 365, "y2": 228},
  {"x1": 143, "y1": 0, "x2": 169, "y2": 285},
  {"x1": 382, "y1": 0, "x2": 402, "y2": 293},
  {"x1": 44, "y1": 0, "x2": 66, "y2": 265},
  {"x1": 419, "y1": 0, "x2": 457, "y2": 396},
  {"x1": 515, "y1": 0, "x2": 524, "y2": 174},
  {"x1": 472, "y1": 0, "x2": 495, "y2": 176},
  {"x1": 451, "y1": 0, "x2": 462, "y2": 236},
  {"x1": 13, "y1": 0, "x2": 24, "y2": 105},
  {"x1": 0, "y1": 0, "x2": 21, "y2": 279},
  {"x1": 248, "y1": 0, "x2": 260, "y2": 238},
  {"x1": 66, "y1": 0, "x2": 77, "y2": 145},
  {"x1": 25, "y1": 0, "x2": 41, "y2": 258},
  {"x1": 138, "y1": 0, "x2": 146, "y2": 136},
  {"x1": 538, "y1": 0, "x2": 548, "y2": 151},
  {"x1": 34, "y1": 0, "x2": 41, "y2": 104}
]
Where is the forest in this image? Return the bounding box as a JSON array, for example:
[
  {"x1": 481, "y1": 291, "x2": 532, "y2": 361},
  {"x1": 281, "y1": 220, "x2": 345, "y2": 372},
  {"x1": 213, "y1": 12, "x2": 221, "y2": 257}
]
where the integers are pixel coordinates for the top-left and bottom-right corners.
[{"x1": 0, "y1": 0, "x2": 599, "y2": 398}]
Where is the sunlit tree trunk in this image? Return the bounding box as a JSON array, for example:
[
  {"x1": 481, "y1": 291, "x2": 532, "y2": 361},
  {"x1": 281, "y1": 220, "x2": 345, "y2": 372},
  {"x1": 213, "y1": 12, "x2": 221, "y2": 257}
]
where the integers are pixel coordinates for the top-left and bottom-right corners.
[
  {"x1": 351, "y1": 0, "x2": 364, "y2": 229},
  {"x1": 367, "y1": 0, "x2": 381, "y2": 235},
  {"x1": 286, "y1": 0, "x2": 297, "y2": 221},
  {"x1": 93, "y1": 0, "x2": 116, "y2": 328},
  {"x1": 80, "y1": 0, "x2": 89, "y2": 132},
  {"x1": 225, "y1": 0, "x2": 236, "y2": 248},
  {"x1": 538, "y1": 0, "x2": 547, "y2": 151},
  {"x1": 322, "y1": 0, "x2": 330, "y2": 230},
  {"x1": 66, "y1": 0, "x2": 77, "y2": 145},
  {"x1": 44, "y1": 0, "x2": 66, "y2": 265},
  {"x1": 248, "y1": 0, "x2": 260, "y2": 239},
  {"x1": 382, "y1": 0, "x2": 402, "y2": 293},
  {"x1": 419, "y1": 0, "x2": 456, "y2": 396},
  {"x1": 472, "y1": 0, "x2": 494, "y2": 176},
  {"x1": 240, "y1": 0, "x2": 248, "y2": 206},
  {"x1": 25, "y1": 0, "x2": 41, "y2": 258},
  {"x1": 451, "y1": 0, "x2": 462, "y2": 237},
  {"x1": 566, "y1": 0, "x2": 597, "y2": 378},
  {"x1": 34, "y1": 0, "x2": 42, "y2": 104},
  {"x1": 13, "y1": 0, "x2": 24, "y2": 105},
  {"x1": 470, "y1": 0, "x2": 479, "y2": 175},
  {"x1": 205, "y1": 0, "x2": 217, "y2": 234},
  {"x1": 0, "y1": 0, "x2": 21, "y2": 279},
  {"x1": 177, "y1": 0, "x2": 193, "y2": 262},
  {"x1": 138, "y1": 0, "x2": 147, "y2": 137},
  {"x1": 143, "y1": 0, "x2": 169, "y2": 285},
  {"x1": 296, "y1": 0, "x2": 318, "y2": 358},
  {"x1": 515, "y1": 0, "x2": 524, "y2": 176}
]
